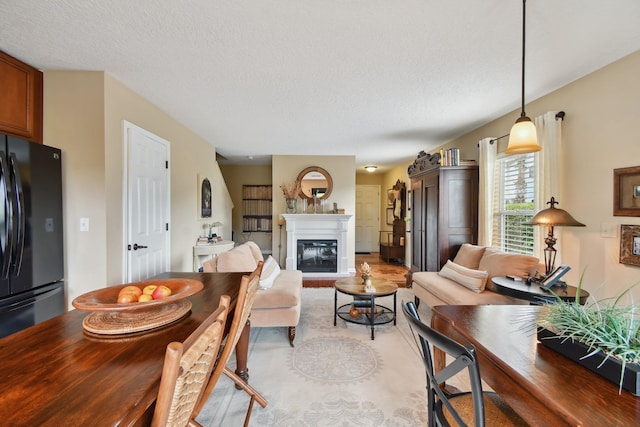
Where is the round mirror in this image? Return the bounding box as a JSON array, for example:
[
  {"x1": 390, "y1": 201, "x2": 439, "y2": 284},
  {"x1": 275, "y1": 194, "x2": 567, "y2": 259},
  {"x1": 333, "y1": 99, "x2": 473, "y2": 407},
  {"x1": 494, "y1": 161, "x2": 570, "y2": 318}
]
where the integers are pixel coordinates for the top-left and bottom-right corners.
[{"x1": 297, "y1": 166, "x2": 333, "y2": 200}]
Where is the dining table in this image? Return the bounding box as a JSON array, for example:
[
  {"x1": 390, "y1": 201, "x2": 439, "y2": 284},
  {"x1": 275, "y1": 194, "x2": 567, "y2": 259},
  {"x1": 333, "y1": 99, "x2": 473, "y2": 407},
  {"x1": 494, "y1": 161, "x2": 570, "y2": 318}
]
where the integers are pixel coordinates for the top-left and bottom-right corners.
[
  {"x1": 430, "y1": 304, "x2": 640, "y2": 426},
  {"x1": 0, "y1": 272, "x2": 250, "y2": 426}
]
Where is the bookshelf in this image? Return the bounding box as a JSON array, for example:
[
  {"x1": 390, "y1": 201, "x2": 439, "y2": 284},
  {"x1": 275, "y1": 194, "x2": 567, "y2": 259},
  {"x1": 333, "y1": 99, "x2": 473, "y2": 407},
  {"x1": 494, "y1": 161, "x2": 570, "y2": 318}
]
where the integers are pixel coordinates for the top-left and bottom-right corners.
[{"x1": 242, "y1": 185, "x2": 273, "y2": 232}]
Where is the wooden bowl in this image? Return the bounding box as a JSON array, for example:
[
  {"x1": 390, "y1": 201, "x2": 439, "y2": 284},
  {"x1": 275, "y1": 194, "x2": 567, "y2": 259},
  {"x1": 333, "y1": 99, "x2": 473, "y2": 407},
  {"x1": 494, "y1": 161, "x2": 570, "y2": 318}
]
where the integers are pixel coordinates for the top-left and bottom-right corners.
[{"x1": 72, "y1": 278, "x2": 203, "y2": 312}]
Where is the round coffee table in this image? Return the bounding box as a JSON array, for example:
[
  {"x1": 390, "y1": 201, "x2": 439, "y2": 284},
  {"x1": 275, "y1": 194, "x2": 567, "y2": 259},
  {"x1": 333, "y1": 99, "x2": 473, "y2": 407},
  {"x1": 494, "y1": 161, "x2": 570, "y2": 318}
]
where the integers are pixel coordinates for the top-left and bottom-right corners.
[
  {"x1": 491, "y1": 276, "x2": 590, "y2": 305},
  {"x1": 334, "y1": 277, "x2": 398, "y2": 340}
]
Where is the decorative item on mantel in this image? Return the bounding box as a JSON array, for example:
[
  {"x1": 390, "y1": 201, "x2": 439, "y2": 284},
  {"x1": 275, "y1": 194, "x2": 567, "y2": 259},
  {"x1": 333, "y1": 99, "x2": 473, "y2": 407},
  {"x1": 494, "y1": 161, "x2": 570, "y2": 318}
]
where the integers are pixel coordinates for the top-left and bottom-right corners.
[
  {"x1": 358, "y1": 262, "x2": 376, "y2": 293},
  {"x1": 280, "y1": 181, "x2": 301, "y2": 213}
]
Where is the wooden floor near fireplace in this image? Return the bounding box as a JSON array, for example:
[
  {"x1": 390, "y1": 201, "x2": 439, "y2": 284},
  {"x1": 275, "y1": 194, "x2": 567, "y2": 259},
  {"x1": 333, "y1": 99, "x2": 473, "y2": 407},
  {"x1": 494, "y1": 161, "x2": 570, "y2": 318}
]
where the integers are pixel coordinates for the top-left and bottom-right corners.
[{"x1": 302, "y1": 253, "x2": 410, "y2": 288}]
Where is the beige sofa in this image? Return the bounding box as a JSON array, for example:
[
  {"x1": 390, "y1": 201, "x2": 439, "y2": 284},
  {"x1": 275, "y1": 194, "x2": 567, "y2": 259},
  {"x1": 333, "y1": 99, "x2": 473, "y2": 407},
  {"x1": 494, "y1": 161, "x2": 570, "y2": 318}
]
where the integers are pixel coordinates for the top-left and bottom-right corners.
[
  {"x1": 203, "y1": 241, "x2": 303, "y2": 346},
  {"x1": 411, "y1": 244, "x2": 540, "y2": 307}
]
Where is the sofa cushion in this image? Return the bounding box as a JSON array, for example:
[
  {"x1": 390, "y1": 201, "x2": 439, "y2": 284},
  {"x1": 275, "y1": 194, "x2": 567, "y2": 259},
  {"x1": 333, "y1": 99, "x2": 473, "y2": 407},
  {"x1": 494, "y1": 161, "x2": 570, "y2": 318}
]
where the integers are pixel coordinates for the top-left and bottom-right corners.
[
  {"x1": 479, "y1": 247, "x2": 539, "y2": 290},
  {"x1": 216, "y1": 243, "x2": 258, "y2": 272},
  {"x1": 244, "y1": 241, "x2": 265, "y2": 263},
  {"x1": 202, "y1": 256, "x2": 218, "y2": 272},
  {"x1": 453, "y1": 243, "x2": 486, "y2": 270},
  {"x1": 259, "y1": 255, "x2": 281, "y2": 289},
  {"x1": 253, "y1": 270, "x2": 302, "y2": 309},
  {"x1": 438, "y1": 260, "x2": 488, "y2": 293},
  {"x1": 412, "y1": 272, "x2": 522, "y2": 305}
]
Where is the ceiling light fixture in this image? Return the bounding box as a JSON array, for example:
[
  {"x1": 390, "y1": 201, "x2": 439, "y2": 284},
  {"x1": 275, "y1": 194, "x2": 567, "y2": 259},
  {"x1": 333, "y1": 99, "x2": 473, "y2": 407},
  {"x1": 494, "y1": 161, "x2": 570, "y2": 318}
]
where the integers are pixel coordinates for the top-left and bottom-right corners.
[
  {"x1": 365, "y1": 165, "x2": 377, "y2": 172},
  {"x1": 505, "y1": 0, "x2": 541, "y2": 155}
]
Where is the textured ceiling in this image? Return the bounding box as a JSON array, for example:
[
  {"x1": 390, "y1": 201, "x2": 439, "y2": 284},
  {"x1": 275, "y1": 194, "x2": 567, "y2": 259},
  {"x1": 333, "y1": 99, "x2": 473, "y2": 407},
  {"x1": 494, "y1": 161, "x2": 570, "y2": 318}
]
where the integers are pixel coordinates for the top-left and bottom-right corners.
[{"x1": 1, "y1": 1, "x2": 639, "y2": 171}]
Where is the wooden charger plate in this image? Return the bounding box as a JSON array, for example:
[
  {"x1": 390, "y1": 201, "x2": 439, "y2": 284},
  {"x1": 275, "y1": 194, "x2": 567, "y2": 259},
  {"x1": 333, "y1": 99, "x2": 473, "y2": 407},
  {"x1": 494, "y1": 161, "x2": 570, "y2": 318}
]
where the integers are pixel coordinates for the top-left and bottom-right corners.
[{"x1": 72, "y1": 278, "x2": 203, "y2": 335}]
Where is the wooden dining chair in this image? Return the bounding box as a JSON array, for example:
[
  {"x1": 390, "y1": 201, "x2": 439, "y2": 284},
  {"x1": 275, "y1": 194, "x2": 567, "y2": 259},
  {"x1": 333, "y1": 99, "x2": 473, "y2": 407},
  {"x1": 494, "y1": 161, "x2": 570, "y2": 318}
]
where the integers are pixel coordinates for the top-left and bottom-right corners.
[
  {"x1": 402, "y1": 301, "x2": 527, "y2": 427},
  {"x1": 152, "y1": 296, "x2": 230, "y2": 427},
  {"x1": 193, "y1": 262, "x2": 267, "y2": 427}
]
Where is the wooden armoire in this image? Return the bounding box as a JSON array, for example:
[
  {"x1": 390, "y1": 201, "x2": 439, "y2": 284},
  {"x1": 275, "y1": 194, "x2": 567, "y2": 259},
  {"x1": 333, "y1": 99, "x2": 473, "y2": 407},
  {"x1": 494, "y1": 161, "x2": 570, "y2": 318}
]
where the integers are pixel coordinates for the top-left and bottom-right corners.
[{"x1": 408, "y1": 151, "x2": 479, "y2": 273}]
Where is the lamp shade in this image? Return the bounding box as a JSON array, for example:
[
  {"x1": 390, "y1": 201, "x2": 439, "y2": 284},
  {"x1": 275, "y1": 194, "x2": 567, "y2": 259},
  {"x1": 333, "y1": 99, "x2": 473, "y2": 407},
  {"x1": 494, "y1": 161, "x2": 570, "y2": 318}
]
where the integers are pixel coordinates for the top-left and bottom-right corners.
[
  {"x1": 505, "y1": 116, "x2": 541, "y2": 154},
  {"x1": 527, "y1": 197, "x2": 584, "y2": 275},
  {"x1": 528, "y1": 204, "x2": 585, "y2": 228}
]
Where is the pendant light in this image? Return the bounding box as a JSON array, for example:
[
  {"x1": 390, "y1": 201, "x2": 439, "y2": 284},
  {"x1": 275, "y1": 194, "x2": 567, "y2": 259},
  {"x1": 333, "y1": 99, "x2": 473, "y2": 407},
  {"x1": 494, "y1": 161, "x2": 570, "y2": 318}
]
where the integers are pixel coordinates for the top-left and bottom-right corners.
[{"x1": 505, "y1": 0, "x2": 541, "y2": 154}]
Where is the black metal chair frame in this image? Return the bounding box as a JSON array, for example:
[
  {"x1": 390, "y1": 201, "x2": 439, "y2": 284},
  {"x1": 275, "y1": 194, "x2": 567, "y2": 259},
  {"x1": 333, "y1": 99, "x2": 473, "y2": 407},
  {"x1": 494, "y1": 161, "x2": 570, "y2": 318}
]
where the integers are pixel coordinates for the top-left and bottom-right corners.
[{"x1": 402, "y1": 301, "x2": 486, "y2": 426}]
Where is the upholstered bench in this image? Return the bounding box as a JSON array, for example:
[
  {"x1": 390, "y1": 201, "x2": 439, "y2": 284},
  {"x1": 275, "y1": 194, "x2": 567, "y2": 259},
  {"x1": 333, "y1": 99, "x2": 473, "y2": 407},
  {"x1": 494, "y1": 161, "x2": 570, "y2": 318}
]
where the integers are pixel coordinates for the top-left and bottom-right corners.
[
  {"x1": 203, "y1": 241, "x2": 303, "y2": 346},
  {"x1": 411, "y1": 244, "x2": 540, "y2": 307}
]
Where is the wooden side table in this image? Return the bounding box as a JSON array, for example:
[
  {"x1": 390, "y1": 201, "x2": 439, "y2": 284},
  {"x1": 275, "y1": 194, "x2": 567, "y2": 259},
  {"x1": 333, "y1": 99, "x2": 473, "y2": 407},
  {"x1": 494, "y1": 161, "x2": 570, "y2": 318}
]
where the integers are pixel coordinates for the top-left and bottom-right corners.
[{"x1": 491, "y1": 276, "x2": 590, "y2": 304}]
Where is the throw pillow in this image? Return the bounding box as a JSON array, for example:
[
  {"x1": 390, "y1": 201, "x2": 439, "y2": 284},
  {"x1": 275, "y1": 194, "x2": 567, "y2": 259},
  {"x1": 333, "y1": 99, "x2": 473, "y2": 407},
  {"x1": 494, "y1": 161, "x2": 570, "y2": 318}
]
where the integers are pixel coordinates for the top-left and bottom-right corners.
[
  {"x1": 216, "y1": 244, "x2": 258, "y2": 272},
  {"x1": 259, "y1": 255, "x2": 280, "y2": 289},
  {"x1": 478, "y1": 247, "x2": 540, "y2": 282},
  {"x1": 438, "y1": 260, "x2": 489, "y2": 293},
  {"x1": 453, "y1": 243, "x2": 486, "y2": 269}
]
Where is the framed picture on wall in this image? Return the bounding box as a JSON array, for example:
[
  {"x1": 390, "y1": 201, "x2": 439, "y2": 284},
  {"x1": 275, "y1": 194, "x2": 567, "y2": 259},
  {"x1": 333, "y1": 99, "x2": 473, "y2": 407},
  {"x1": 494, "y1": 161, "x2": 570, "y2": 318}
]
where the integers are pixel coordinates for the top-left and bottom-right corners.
[
  {"x1": 613, "y1": 166, "x2": 640, "y2": 216},
  {"x1": 386, "y1": 208, "x2": 394, "y2": 225},
  {"x1": 620, "y1": 224, "x2": 640, "y2": 266},
  {"x1": 197, "y1": 173, "x2": 212, "y2": 219},
  {"x1": 387, "y1": 189, "x2": 395, "y2": 206}
]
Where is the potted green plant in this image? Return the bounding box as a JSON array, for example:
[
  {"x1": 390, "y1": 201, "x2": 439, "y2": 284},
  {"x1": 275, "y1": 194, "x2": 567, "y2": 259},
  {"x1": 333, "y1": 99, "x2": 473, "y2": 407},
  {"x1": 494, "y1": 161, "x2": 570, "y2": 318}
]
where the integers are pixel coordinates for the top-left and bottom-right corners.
[{"x1": 537, "y1": 274, "x2": 640, "y2": 395}]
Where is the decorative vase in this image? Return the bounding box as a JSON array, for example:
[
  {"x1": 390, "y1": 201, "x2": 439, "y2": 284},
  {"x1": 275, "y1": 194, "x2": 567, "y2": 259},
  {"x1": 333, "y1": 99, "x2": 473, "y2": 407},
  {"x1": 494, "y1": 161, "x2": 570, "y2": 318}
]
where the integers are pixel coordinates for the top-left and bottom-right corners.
[{"x1": 286, "y1": 198, "x2": 297, "y2": 213}]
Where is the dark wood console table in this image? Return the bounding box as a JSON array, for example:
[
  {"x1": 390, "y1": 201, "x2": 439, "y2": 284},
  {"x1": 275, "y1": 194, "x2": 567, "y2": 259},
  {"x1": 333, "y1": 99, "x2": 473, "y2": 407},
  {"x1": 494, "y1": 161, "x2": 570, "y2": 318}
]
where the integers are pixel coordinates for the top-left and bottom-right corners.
[
  {"x1": 431, "y1": 305, "x2": 639, "y2": 426},
  {"x1": 0, "y1": 272, "x2": 248, "y2": 426}
]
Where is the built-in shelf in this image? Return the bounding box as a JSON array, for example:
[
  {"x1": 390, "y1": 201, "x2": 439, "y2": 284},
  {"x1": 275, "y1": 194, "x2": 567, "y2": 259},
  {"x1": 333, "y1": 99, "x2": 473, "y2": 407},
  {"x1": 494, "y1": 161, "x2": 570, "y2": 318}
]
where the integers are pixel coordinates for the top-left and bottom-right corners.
[{"x1": 242, "y1": 185, "x2": 272, "y2": 232}]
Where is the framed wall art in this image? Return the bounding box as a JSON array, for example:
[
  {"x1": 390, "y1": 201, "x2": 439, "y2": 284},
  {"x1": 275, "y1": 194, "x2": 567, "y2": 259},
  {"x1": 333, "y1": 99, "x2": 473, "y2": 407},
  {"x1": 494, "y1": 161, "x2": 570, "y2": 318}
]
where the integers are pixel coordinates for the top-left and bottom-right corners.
[
  {"x1": 386, "y1": 208, "x2": 395, "y2": 225},
  {"x1": 197, "y1": 174, "x2": 212, "y2": 219},
  {"x1": 613, "y1": 166, "x2": 640, "y2": 217},
  {"x1": 387, "y1": 188, "x2": 396, "y2": 206},
  {"x1": 619, "y1": 224, "x2": 640, "y2": 267}
]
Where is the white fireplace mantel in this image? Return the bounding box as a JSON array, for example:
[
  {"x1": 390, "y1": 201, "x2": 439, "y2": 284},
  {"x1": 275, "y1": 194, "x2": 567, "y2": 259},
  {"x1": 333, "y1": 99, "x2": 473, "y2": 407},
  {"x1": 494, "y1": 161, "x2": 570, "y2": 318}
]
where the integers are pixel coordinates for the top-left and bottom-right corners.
[{"x1": 282, "y1": 214, "x2": 352, "y2": 277}]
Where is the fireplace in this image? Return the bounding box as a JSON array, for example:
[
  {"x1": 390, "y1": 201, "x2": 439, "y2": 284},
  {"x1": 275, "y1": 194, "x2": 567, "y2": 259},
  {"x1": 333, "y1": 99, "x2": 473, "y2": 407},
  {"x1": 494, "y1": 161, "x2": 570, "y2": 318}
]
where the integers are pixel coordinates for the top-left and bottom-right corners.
[
  {"x1": 282, "y1": 214, "x2": 353, "y2": 277},
  {"x1": 297, "y1": 239, "x2": 337, "y2": 273}
]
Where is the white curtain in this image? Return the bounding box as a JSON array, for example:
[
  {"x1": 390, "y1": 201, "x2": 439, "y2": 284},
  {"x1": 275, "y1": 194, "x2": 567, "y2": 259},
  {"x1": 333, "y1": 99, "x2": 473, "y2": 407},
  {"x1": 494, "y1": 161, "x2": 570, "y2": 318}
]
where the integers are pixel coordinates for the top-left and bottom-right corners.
[
  {"x1": 478, "y1": 137, "x2": 497, "y2": 246},
  {"x1": 534, "y1": 111, "x2": 563, "y2": 262}
]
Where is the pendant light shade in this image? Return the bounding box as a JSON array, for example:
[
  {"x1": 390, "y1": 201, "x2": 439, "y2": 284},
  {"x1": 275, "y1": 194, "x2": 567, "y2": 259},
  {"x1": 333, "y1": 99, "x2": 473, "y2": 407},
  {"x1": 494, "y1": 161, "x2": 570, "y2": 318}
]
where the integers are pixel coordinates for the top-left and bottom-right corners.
[
  {"x1": 505, "y1": 0, "x2": 541, "y2": 155},
  {"x1": 506, "y1": 115, "x2": 540, "y2": 154}
]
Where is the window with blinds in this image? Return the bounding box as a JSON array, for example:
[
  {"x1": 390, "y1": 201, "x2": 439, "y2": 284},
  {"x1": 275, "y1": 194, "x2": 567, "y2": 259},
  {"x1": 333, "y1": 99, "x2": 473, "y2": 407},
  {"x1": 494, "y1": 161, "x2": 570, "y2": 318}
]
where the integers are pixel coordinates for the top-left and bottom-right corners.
[{"x1": 491, "y1": 153, "x2": 536, "y2": 254}]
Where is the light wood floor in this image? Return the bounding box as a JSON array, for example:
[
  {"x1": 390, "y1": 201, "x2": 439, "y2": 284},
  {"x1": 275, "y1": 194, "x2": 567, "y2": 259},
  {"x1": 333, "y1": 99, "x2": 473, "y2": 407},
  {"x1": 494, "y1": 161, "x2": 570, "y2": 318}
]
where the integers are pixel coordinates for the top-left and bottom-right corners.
[{"x1": 303, "y1": 252, "x2": 409, "y2": 288}]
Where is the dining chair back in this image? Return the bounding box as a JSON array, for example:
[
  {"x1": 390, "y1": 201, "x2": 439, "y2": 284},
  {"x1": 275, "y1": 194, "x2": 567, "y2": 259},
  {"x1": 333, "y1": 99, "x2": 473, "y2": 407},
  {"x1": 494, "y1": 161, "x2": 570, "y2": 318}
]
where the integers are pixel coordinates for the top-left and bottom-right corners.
[
  {"x1": 152, "y1": 295, "x2": 230, "y2": 427},
  {"x1": 402, "y1": 301, "x2": 527, "y2": 427},
  {"x1": 195, "y1": 262, "x2": 267, "y2": 427}
]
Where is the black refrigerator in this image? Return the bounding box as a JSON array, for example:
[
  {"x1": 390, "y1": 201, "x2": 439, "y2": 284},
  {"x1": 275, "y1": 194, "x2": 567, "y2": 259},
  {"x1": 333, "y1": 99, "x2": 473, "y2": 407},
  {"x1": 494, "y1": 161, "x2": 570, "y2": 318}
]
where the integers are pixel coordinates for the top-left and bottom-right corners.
[{"x1": 0, "y1": 135, "x2": 65, "y2": 338}]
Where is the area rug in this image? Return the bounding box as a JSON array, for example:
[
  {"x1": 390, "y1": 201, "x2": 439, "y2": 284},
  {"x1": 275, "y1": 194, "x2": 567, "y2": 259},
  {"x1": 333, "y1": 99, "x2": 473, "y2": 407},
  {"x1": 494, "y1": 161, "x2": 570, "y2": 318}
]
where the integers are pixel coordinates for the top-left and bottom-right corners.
[{"x1": 196, "y1": 287, "x2": 431, "y2": 426}]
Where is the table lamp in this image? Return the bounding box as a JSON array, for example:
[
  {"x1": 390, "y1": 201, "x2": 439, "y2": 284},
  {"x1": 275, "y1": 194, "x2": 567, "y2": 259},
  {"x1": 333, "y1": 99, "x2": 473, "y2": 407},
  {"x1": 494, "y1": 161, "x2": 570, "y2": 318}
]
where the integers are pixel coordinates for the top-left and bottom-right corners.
[{"x1": 527, "y1": 197, "x2": 585, "y2": 276}]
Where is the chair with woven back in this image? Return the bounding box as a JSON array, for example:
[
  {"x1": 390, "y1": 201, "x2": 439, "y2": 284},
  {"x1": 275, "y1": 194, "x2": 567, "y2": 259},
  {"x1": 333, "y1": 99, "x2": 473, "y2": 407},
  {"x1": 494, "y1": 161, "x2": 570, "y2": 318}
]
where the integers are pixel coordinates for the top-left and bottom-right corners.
[
  {"x1": 193, "y1": 261, "x2": 267, "y2": 427},
  {"x1": 152, "y1": 295, "x2": 230, "y2": 427},
  {"x1": 402, "y1": 301, "x2": 528, "y2": 427}
]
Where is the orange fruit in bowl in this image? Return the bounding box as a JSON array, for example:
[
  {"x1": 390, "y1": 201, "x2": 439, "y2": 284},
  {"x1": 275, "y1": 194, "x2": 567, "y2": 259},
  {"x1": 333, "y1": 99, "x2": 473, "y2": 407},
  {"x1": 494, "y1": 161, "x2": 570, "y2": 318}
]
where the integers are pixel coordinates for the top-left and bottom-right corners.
[
  {"x1": 117, "y1": 292, "x2": 139, "y2": 304},
  {"x1": 119, "y1": 285, "x2": 142, "y2": 298},
  {"x1": 142, "y1": 285, "x2": 158, "y2": 295},
  {"x1": 138, "y1": 294, "x2": 153, "y2": 302}
]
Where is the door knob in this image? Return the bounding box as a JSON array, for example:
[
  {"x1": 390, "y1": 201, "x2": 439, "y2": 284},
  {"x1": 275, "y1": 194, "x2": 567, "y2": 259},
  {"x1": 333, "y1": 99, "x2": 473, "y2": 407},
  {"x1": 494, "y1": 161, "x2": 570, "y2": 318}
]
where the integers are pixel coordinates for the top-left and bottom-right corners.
[{"x1": 133, "y1": 243, "x2": 148, "y2": 250}]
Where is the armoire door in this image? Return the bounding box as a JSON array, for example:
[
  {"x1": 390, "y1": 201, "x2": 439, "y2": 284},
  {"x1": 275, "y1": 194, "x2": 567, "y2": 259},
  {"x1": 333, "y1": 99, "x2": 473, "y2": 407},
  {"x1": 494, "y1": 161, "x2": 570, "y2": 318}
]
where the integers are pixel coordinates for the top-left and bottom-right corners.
[
  {"x1": 424, "y1": 172, "x2": 440, "y2": 271},
  {"x1": 410, "y1": 179, "x2": 423, "y2": 271}
]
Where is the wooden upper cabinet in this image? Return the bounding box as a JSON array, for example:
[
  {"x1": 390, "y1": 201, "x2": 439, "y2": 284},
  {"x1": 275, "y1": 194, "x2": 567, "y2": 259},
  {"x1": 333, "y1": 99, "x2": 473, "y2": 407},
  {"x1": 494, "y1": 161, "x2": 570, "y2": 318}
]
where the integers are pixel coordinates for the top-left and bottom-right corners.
[{"x1": 0, "y1": 50, "x2": 43, "y2": 143}]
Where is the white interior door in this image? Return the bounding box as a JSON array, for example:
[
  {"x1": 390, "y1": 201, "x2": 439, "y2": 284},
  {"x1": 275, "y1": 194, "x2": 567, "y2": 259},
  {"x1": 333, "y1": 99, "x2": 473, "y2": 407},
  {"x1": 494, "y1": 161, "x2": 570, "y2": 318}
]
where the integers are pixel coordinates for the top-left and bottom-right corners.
[
  {"x1": 124, "y1": 122, "x2": 170, "y2": 282},
  {"x1": 355, "y1": 185, "x2": 380, "y2": 253}
]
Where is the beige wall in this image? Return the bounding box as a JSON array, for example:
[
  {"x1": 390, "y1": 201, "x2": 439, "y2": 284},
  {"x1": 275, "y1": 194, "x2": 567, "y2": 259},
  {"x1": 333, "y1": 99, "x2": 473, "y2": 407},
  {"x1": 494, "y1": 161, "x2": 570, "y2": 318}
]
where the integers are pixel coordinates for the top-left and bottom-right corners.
[
  {"x1": 273, "y1": 155, "x2": 356, "y2": 270},
  {"x1": 44, "y1": 71, "x2": 232, "y2": 308},
  {"x1": 442, "y1": 50, "x2": 640, "y2": 301}
]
